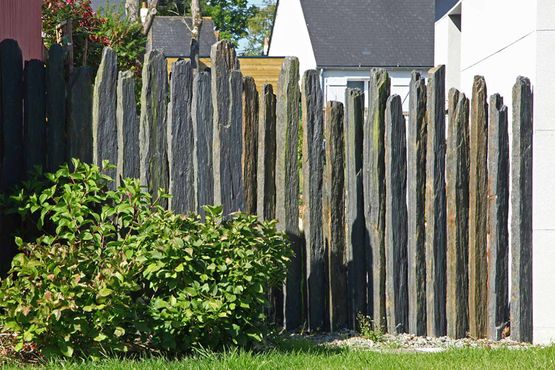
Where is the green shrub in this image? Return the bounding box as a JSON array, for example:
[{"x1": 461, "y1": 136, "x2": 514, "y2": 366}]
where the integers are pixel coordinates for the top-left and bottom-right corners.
[{"x1": 0, "y1": 160, "x2": 291, "y2": 358}]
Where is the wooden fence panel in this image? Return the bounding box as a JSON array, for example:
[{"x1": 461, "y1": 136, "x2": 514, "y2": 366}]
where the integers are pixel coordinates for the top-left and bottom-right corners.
[
  {"x1": 384, "y1": 95, "x2": 408, "y2": 334},
  {"x1": 344, "y1": 88, "x2": 366, "y2": 329},
  {"x1": 242, "y1": 76, "x2": 259, "y2": 215},
  {"x1": 140, "y1": 50, "x2": 169, "y2": 207},
  {"x1": 92, "y1": 47, "x2": 118, "y2": 184},
  {"x1": 425, "y1": 65, "x2": 447, "y2": 337},
  {"x1": 511, "y1": 76, "x2": 534, "y2": 343},
  {"x1": 46, "y1": 44, "x2": 66, "y2": 173},
  {"x1": 446, "y1": 88, "x2": 469, "y2": 339},
  {"x1": 487, "y1": 93, "x2": 509, "y2": 340},
  {"x1": 116, "y1": 70, "x2": 139, "y2": 182},
  {"x1": 23, "y1": 59, "x2": 46, "y2": 174},
  {"x1": 468, "y1": 76, "x2": 488, "y2": 338},
  {"x1": 68, "y1": 67, "x2": 93, "y2": 164},
  {"x1": 407, "y1": 71, "x2": 427, "y2": 336},
  {"x1": 324, "y1": 101, "x2": 347, "y2": 332},
  {"x1": 303, "y1": 69, "x2": 326, "y2": 332},
  {"x1": 364, "y1": 68, "x2": 390, "y2": 330},
  {"x1": 276, "y1": 57, "x2": 303, "y2": 331},
  {"x1": 168, "y1": 60, "x2": 195, "y2": 213},
  {"x1": 192, "y1": 71, "x2": 214, "y2": 213}
]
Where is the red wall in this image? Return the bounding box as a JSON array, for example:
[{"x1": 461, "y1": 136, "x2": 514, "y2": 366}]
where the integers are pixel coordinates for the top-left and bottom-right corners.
[{"x1": 0, "y1": 0, "x2": 43, "y2": 61}]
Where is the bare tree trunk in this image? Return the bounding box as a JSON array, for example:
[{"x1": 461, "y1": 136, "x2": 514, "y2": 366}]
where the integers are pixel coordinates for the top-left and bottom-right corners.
[
  {"x1": 125, "y1": 0, "x2": 140, "y2": 22},
  {"x1": 190, "y1": 0, "x2": 203, "y2": 69}
]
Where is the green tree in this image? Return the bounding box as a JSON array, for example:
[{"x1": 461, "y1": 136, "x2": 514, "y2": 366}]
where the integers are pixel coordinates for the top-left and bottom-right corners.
[{"x1": 242, "y1": 0, "x2": 275, "y2": 56}]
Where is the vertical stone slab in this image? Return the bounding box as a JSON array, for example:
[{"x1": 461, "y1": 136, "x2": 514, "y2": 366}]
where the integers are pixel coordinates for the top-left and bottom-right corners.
[
  {"x1": 139, "y1": 50, "x2": 169, "y2": 208},
  {"x1": 446, "y1": 88, "x2": 470, "y2": 339},
  {"x1": 276, "y1": 57, "x2": 303, "y2": 330},
  {"x1": 211, "y1": 41, "x2": 243, "y2": 214},
  {"x1": 243, "y1": 76, "x2": 259, "y2": 214},
  {"x1": 303, "y1": 69, "x2": 326, "y2": 332},
  {"x1": 487, "y1": 94, "x2": 509, "y2": 341},
  {"x1": 257, "y1": 84, "x2": 277, "y2": 221},
  {"x1": 324, "y1": 101, "x2": 347, "y2": 332},
  {"x1": 23, "y1": 59, "x2": 47, "y2": 174},
  {"x1": 510, "y1": 77, "x2": 533, "y2": 343},
  {"x1": 116, "y1": 70, "x2": 139, "y2": 182},
  {"x1": 425, "y1": 65, "x2": 447, "y2": 337},
  {"x1": 67, "y1": 67, "x2": 93, "y2": 164},
  {"x1": 192, "y1": 71, "x2": 214, "y2": 213},
  {"x1": 345, "y1": 88, "x2": 366, "y2": 329},
  {"x1": 46, "y1": 44, "x2": 67, "y2": 173},
  {"x1": 384, "y1": 95, "x2": 408, "y2": 334},
  {"x1": 168, "y1": 60, "x2": 195, "y2": 213},
  {"x1": 92, "y1": 47, "x2": 118, "y2": 182},
  {"x1": 363, "y1": 68, "x2": 390, "y2": 330},
  {"x1": 468, "y1": 76, "x2": 488, "y2": 339},
  {"x1": 407, "y1": 72, "x2": 427, "y2": 336}
]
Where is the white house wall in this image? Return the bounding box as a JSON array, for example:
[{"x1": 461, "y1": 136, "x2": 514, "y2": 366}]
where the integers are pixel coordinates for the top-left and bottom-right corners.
[
  {"x1": 268, "y1": 0, "x2": 317, "y2": 76},
  {"x1": 435, "y1": 13, "x2": 461, "y2": 91}
]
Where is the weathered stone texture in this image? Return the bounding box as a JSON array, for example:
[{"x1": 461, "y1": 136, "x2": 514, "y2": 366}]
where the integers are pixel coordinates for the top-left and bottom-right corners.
[
  {"x1": 23, "y1": 59, "x2": 46, "y2": 174},
  {"x1": 257, "y1": 84, "x2": 277, "y2": 221},
  {"x1": 116, "y1": 70, "x2": 139, "y2": 183},
  {"x1": 46, "y1": 44, "x2": 67, "y2": 172},
  {"x1": 68, "y1": 67, "x2": 93, "y2": 164},
  {"x1": 242, "y1": 76, "x2": 259, "y2": 215}
]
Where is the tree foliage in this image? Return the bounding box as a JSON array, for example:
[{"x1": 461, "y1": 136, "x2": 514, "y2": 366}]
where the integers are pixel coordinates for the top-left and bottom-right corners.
[{"x1": 242, "y1": 0, "x2": 276, "y2": 56}]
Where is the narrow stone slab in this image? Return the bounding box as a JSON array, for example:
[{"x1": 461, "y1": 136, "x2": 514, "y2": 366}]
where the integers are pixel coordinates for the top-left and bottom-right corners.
[
  {"x1": 510, "y1": 76, "x2": 533, "y2": 343},
  {"x1": 487, "y1": 93, "x2": 509, "y2": 341},
  {"x1": 363, "y1": 68, "x2": 390, "y2": 330},
  {"x1": 211, "y1": 41, "x2": 244, "y2": 214},
  {"x1": 93, "y1": 47, "x2": 118, "y2": 184},
  {"x1": 324, "y1": 101, "x2": 347, "y2": 332},
  {"x1": 303, "y1": 69, "x2": 326, "y2": 332},
  {"x1": 140, "y1": 50, "x2": 169, "y2": 208},
  {"x1": 23, "y1": 59, "x2": 47, "y2": 174},
  {"x1": 242, "y1": 76, "x2": 259, "y2": 214},
  {"x1": 407, "y1": 71, "x2": 427, "y2": 336},
  {"x1": 67, "y1": 67, "x2": 93, "y2": 164},
  {"x1": 344, "y1": 88, "x2": 366, "y2": 329},
  {"x1": 257, "y1": 84, "x2": 277, "y2": 221},
  {"x1": 425, "y1": 65, "x2": 447, "y2": 337},
  {"x1": 468, "y1": 76, "x2": 488, "y2": 339},
  {"x1": 384, "y1": 95, "x2": 408, "y2": 334},
  {"x1": 192, "y1": 70, "x2": 214, "y2": 213},
  {"x1": 446, "y1": 88, "x2": 470, "y2": 339},
  {"x1": 46, "y1": 44, "x2": 67, "y2": 172},
  {"x1": 168, "y1": 60, "x2": 195, "y2": 214},
  {"x1": 116, "y1": 70, "x2": 140, "y2": 183},
  {"x1": 276, "y1": 57, "x2": 303, "y2": 330}
]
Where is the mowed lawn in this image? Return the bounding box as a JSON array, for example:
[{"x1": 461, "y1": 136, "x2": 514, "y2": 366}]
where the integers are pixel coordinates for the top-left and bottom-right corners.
[{"x1": 5, "y1": 339, "x2": 555, "y2": 370}]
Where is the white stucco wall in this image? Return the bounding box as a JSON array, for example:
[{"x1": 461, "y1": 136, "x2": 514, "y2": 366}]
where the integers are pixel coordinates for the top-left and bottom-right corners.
[
  {"x1": 438, "y1": 0, "x2": 555, "y2": 344},
  {"x1": 435, "y1": 11, "x2": 461, "y2": 91},
  {"x1": 268, "y1": 0, "x2": 316, "y2": 77}
]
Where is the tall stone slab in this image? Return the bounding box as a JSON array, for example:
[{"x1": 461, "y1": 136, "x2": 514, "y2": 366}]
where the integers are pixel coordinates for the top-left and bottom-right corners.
[
  {"x1": 276, "y1": 57, "x2": 303, "y2": 330},
  {"x1": 140, "y1": 50, "x2": 169, "y2": 208},
  {"x1": 168, "y1": 60, "x2": 195, "y2": 213},
  {"x1": 510, "y1": 77, "x2": 533, "y2": 343},
  {"x1": 345, "y1": 88, "x2": 366, "y2": 329},
  {"x1": 257, "y1": 84, "x2": 277, "y2": 221},
  {"x1": 23, "y1": 59, "x2": 47, "y2": 174},
  {"x1": 425, "y1": 65, "x2": 447, "y2": 337},
  {"x1": 324, "y1": 101, "x2": 347, "y2": 332},
  {"x1": 487, "y1": 94, "x2": 509, "y2": 341},
  {"x1": 468, "y1": 76, "x2": 488, "y2": 339},
  {"x1": 303, "y1": 69, "x2": 326, "y2": 332},
  {"x1": 192, "y1": 71, "x2": 214, "y2": 213},
  {"x1": 446, "y1": 88, "x2": 470, "y2": 339},
  {"x1": 242, "y1": 76, "x2": 259, "y2": 215},
  {"x1": 92, "y1": 47, "x2": 118, "y2": 183},
  {"x1": 211, "y1": 41, "x2": 244, "y2": 214},
  {"x1": 46, "y1": 44, "x2": 67, "y2": 173},
  {"x1": 68, "y1": 67, "x2": 93, "y2": 164},
  {"x1": 116, "y1": 71, "x2": 139, "y2": 182},
  {"x1": 407, "y1": 72, "x2": 427, "y2": 336},
  {"x1": 363, "y1": 68, "x2": 390, "y2": 330},
  {"x1": 384, "y1": 95, "x2": 408, "y2": 334}
]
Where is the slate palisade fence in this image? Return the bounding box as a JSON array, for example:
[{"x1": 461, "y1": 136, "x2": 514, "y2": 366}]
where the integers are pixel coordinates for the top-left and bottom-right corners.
[{"x1": 0, "y1": 39, "x2": 534, "y2": 342}]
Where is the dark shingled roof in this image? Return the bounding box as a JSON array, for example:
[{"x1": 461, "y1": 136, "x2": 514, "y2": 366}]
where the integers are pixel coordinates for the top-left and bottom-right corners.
[
  {"x1": 147, "y1": 17, "x2": 217, "y2": 58},
  {"x1": 299, "y1": 0, "x2": 434, "y2": 68}
]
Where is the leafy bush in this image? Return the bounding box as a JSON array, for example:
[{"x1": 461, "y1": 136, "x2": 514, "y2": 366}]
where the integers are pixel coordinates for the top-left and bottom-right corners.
[{"x1": 0, "y1": 161, "x2": 291, "y2": 358}]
